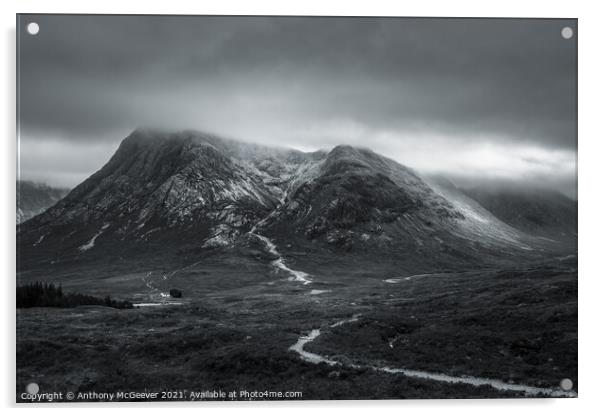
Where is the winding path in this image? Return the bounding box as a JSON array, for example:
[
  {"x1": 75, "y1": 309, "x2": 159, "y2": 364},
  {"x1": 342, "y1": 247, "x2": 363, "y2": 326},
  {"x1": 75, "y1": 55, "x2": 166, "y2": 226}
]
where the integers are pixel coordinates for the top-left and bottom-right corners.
[{"x1": 289, "y1": 315, "x2": 576, "y2": 398}]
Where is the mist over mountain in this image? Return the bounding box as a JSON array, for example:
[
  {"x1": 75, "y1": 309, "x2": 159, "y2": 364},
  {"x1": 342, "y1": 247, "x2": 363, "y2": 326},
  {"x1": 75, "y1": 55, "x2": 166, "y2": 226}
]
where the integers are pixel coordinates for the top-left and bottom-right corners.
[{"x1": 17, "y1": 181, "x2": 70, "y2": 224}]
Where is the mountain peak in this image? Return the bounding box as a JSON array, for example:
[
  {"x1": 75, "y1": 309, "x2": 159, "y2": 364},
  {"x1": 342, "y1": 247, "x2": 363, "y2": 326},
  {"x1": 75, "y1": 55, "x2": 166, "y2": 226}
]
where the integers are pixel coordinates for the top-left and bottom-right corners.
[
  {"x1": 329, "y1": 144, "x2": 359, "y2": 154},
  {"x1": 328, "y1": 144, "x2": 378, "y2": 159},
  {"x1": 121, "y1": 128, "x2": 215, "y2": 147}
]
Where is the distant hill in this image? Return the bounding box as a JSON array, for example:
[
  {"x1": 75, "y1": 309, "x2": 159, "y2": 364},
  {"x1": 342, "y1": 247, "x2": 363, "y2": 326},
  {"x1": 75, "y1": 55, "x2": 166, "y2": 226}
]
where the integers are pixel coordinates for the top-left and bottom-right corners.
[
  {"x1": 17, "y1": 181, "x2": 70, "y2": 224},
  {"x1": 461, "y1": 186, "x2": 577, "y2": 243}
]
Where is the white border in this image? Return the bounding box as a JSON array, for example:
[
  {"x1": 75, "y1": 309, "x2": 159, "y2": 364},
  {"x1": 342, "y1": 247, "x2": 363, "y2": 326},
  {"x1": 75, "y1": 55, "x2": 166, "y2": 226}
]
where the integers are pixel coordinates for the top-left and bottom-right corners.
[{"x1": 2, "y1": 1, "x2": 601, "y2": 415}]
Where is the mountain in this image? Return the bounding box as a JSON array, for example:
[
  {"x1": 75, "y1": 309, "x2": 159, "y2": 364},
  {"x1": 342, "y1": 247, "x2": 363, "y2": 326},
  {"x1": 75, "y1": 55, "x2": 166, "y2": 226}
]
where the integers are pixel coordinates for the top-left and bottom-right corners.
[
  {"x1": 17, "y1": 130, "x2": 324, "y2": 268},
  {"x1": 17, "y1": 181, "x2": 69, "y2": 224},
  {"x1": 255, "y1": 145, "x2": 552, "y2": 271},
  {"x1": 461, "y1": 185, "x2": 577, "y2": 243},
  {"x1": 17, "y1": 129, "x2": 567, "y2": 275}
]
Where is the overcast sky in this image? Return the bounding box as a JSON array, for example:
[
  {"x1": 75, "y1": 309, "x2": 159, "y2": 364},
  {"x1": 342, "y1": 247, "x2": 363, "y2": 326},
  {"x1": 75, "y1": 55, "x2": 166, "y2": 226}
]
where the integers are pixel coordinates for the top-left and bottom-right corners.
[{"x1": 17, "y1": 15, "x2": 577, "y2": 197}]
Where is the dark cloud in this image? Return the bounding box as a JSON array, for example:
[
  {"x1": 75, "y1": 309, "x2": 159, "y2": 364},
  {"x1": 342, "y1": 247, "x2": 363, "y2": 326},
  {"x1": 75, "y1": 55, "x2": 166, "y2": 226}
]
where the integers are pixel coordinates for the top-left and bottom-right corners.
[{"x1": 17, "y1": 15, "x2": 577, "y2": 196}]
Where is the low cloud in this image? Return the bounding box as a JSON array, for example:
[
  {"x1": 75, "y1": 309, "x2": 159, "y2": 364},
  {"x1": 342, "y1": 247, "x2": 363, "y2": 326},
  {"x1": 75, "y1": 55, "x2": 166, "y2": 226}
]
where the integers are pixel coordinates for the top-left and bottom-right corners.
[{"x1": 17, "y1": 15, "x2": 577, "y2": 197}]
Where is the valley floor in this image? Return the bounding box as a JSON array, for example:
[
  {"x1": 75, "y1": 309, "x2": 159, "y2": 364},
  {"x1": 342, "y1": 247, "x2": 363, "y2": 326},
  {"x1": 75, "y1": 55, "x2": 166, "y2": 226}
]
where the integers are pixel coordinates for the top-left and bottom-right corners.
[{"x1": 16, "y1": 259, "x2": 577, "y2": 401}]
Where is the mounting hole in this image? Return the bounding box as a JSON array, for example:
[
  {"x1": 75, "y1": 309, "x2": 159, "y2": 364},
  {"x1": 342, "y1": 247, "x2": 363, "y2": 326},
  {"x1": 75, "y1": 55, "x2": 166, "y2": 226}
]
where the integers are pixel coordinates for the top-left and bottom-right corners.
[
  {"x1": 560, "y1": 378, "x2": 573, "y2": 391},
  {"x1": 561, "y1": 26, "x2": 573, "y2": 39},
  {"x1": 26, "y1": 382, "x2": 39, "y2": 395},
  {"x1": 26, "y1": 22, "x2": 40, "y2": 35}
]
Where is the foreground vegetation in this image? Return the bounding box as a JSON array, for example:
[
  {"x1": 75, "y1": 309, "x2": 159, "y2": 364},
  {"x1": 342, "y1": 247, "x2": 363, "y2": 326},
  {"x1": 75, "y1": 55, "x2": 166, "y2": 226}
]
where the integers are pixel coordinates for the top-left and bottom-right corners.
[{"x1": 16, "y1": 260, "x2": 577, "y2": 401}]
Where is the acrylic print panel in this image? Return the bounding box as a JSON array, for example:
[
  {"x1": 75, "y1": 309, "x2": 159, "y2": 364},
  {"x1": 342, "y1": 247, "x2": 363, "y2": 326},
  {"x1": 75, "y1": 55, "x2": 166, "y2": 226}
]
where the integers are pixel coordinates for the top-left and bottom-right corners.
[{"x1": 16, "y1": 14, "x2": 577, "y2": 402}]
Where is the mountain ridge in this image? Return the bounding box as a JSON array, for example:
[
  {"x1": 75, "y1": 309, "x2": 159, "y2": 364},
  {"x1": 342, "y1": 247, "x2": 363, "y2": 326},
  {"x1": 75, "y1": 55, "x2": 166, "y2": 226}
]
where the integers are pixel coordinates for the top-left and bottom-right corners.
[{"x1": 17, "y1": 129, "x2": 574, "y2": 276}]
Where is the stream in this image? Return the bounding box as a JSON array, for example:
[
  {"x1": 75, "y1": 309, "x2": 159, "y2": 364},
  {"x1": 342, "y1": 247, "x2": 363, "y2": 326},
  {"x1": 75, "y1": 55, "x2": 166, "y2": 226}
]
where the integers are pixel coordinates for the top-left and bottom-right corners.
[
  {"x1": 250, "y1": 231, "x2": 312, "y2": 285},
  {"x1": 289, "y1": 315, "x2": 576, "y2": 398}
]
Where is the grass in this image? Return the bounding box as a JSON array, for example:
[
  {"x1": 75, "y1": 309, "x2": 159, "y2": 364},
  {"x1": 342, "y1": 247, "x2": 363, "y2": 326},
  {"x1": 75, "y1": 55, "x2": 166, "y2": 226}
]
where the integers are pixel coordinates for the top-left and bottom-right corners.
[
  {"x1": 16, "y1": 258, "x2": 577, "y2": 401},
  {"x1": 310, "y1": 267, "x2": 577, "y2": 390},
  {"x1": 17, "y1": 305, "x2": 520, "y2": 401}
]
